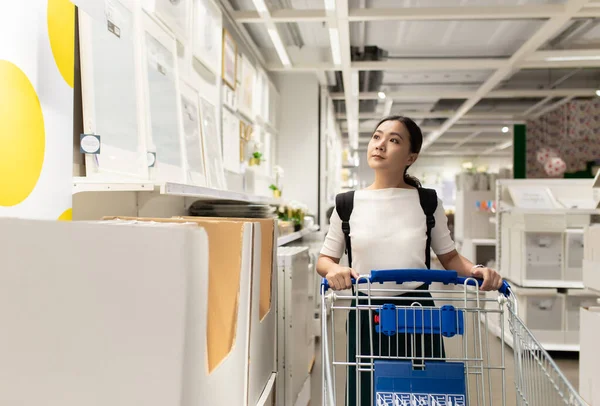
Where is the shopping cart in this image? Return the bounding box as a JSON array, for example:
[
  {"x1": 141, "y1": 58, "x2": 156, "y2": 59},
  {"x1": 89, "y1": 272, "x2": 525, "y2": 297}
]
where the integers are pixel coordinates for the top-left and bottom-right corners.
[{"x1": 320, "y1": 269, "x2": 586, "y2": 406}]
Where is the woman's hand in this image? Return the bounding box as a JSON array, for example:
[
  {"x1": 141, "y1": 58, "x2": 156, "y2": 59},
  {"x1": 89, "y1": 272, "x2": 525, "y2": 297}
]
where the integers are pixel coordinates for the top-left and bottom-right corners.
[
  {"x1": 325, "y1": 265, "x2": 359, "y2": 291},
  {"x1": 471, "y1": 267, "x2": 503, "y2": 291}
]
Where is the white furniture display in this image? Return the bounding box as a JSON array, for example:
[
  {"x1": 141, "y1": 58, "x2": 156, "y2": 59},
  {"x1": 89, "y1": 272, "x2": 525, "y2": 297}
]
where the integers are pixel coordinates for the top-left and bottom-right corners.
[
  {"x1": 491, "y1": 179, "x2": 600, "y2": 352},
  {"x1": 277, "y1": 246, "x2": 313, "y2": 406},
  {"x1": 496, "y1": 179, "x2": 599, "y2": 289},
  {"x1": 0, "y1": 218, "x2": 208, "y2": 406}
]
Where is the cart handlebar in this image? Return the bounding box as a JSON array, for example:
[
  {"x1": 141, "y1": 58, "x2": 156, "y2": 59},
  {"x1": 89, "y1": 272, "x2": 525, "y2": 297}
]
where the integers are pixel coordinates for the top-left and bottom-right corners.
[{"x1": 321, "y1": 269, "x2": 511, "y2": 297}]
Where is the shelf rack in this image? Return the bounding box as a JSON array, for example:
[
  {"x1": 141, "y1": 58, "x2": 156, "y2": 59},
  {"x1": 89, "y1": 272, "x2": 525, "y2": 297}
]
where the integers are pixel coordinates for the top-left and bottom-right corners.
[
  {"x1": 277, "y1": 226, "x2": 320, "y2": 247},
  {"x1": 73, "y1": 177, "x2": 283, "y2": 205}
]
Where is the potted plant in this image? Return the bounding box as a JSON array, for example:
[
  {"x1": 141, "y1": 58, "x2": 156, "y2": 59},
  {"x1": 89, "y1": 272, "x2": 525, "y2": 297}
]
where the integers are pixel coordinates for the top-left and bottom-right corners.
[
  {"x1": 249, "y1": 151, "x2": 264, "y2": 166},
  {"x1": 269, "y1": 165, "x2": 284, "y2": 198}
]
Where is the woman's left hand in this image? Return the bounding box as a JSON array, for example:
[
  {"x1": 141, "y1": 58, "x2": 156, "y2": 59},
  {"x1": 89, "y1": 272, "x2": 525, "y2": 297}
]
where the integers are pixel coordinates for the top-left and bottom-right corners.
[{"x1": 471, "y1": 267, "x2": 503, "y2": 291}]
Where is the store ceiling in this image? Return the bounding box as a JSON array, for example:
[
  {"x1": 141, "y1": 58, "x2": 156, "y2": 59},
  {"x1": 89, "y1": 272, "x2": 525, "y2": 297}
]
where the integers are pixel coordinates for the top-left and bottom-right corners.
[{"x1": 222, "y1": 0, "x2": 600, "y2": 157}]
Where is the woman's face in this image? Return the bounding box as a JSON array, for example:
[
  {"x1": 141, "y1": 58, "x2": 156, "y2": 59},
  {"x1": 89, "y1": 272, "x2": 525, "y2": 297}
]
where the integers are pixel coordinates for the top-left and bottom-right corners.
[{"x1": 367, "y1": 120, "x2": 417, "y2": 172}]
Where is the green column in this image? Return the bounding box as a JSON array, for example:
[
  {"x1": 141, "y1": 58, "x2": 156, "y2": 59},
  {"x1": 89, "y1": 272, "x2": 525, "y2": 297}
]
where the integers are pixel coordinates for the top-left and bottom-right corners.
[{"x1": 513, "y1": 124, "x2": 526, "y2": 179}]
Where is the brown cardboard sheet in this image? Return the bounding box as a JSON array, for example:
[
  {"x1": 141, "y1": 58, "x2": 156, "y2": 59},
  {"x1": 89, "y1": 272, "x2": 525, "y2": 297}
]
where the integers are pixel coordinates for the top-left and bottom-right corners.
[
  {"x1": 180, "y1": 217, "x2": 275, "y2": 320},
  {"x1": 102, "y1": 216, "x2": 246, "y2": 373}
]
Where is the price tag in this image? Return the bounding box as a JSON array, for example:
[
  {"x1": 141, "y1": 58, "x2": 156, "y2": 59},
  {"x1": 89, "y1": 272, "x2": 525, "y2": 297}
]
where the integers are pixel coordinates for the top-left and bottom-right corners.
[{"x1": 80, "y1": 134, "x2": 101, "y2": 154}]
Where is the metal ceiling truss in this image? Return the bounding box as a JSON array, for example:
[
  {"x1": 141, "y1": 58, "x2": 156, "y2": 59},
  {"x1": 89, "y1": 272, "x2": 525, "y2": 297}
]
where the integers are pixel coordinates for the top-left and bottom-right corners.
[{"x1": 229, "y1": 0, "x2": 598, "y2": 154}]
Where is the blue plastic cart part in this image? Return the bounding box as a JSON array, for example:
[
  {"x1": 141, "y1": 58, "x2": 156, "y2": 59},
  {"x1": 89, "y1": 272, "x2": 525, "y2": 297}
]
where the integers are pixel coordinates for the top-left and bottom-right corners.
[
  {"x1": 375, "y1": 304, "x2": 464, "y2": 338},
  {"x1": 374, "y1": 360, "x2": 467, "y2": 406},
  {"x1": 321, "y1": 268, "x2": 511, "y2": 297}
]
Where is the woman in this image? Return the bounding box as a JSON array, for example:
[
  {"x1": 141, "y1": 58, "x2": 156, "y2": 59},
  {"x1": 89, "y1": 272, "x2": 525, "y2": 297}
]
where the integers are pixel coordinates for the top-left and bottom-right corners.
[{"x1": 316, "y1": 116, "x2": 503, "y2": 405}]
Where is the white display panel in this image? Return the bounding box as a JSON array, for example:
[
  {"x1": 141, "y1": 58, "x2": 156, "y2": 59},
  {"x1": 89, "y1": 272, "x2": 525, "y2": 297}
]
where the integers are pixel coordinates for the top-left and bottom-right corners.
[
  {"x1": 79, "y1": 1, "x2": 147, "y2": 179},
  {"x1": 199, "y1": 97, "x2": 227, "y2": 189},
  {"x1": 221, "y1": 107, "x2": 242, "y2": 174},
  {"x1": 180, "y1": 81, "x2": 207, "y2": 186},
  {"x1": 144, "y1": 0, "x2": 190, "y2": 42},
  {"x1": 192, "y1": 0, "x2": 222, "y2": 75},
  {"x1": 142, "y1": 15, "x2": 186, "y2": 183}
]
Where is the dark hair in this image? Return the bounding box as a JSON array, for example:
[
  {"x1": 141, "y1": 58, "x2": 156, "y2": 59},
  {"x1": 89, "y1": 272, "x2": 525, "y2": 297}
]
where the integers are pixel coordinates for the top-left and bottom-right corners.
[{"x1": 373, "y1": 115, "x2": 423, "y2": 188}]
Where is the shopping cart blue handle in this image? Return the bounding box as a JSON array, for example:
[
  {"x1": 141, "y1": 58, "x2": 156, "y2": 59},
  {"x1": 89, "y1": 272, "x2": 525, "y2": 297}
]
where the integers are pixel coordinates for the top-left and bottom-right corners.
[{"x1": 321, "y1": 269, "x2": 511, "y2": 297}]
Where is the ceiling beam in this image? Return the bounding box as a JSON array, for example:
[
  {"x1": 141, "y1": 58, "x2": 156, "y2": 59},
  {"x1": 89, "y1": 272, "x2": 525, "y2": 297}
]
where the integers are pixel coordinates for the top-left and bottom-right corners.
[
  {"x1": 344, "y1": 123, "x2": 510, "y2": 133},
  {"x1": 421, "y1": 0, "x2": 592, "y2": 150},
  {"x1": 265, "y1": 49, "x2": 600, "y2": 71},
  {"x1": 451, "y1": 131, "x2": 484, "y2": 150},
  {"x1": 232, "y1": 5, "x2": 600, "y2": 23},
  {"x1": 337, "y1": 111, "x2": 521, "y2": 120},
  {"x1": 329, "y1": 0, "x2": 359, "y2": 149},
  {"x1": 330, "y1": 88, "x2": 597, "y2": 101},
  {"x1": 479, "y1": 140, "x2": 514, "y2": 156},
  {"x1": 521, "y1": 96, "x2": 554, "y2": 117},
  {"x1": 529, "y1": 96, "x2": 574, "y2": 119}
]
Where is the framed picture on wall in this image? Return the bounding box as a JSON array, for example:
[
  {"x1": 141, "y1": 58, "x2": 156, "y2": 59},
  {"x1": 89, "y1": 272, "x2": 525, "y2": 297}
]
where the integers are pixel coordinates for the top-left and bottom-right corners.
[
  {"x1": 222, "y1": 28, "x2": 237, "y2": 90},
  {"x1": 221, "y1": 107, "x2": 241, "y2": 174},
  {"x1": 141, "y1": 13, "x2": 186, "y2": 183},
  {"x1": 192, "y1": 0, "x2": 222, "y2": 75},
  {"x1": 180, "y1": 81, "x2": 207, "y2": 186},
  {"x1": 79, "y1": 0, "x2": 148, "y2": 180},
  {"x1": 199, "y1": 97, "x2": 227, "y2": 189},
  {"x1": 238, "y1": 55, "x2": 256, "y2": 118},
  {"x1": 145, "y1": 0, "x2": 191, "y2": 42}
]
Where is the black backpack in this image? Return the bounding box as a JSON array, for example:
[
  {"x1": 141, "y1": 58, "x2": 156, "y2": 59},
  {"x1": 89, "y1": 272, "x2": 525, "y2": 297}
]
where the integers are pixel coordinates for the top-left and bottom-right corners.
[{"x1": 335, "y1": 188, "x2": 438, "y2": 270}]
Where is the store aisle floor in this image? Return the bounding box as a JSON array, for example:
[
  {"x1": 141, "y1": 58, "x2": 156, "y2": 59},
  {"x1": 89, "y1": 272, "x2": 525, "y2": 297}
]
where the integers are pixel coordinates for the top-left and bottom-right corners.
[{"x1": 310, "y1": 304, "x2": 579, "y2": 406}]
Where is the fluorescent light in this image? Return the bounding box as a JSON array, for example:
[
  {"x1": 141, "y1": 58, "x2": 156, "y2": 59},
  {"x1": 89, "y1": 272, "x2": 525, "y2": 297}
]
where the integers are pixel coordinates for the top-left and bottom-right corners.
[
  {"x1": 502, "y1": 126, "x2": 509, "y2": 133},
  {"x1": 252, "y1": 0, "x2": 268, "y2": 13},
  {"x1": 378, "y1": 91, "x2": 386, "y2": 100},
  {"x1": 328, "y1": 28, "x2": 341, "y2": 66},
  {"x1": 544, "y1": 56, "x2": 600, "y2": 62},
  {"x1": 324, "y1": 0, "x2": 335, "y2": 11},
  {"x1": 267, "y1": 28, "x2": 291, "y2": 67},
  {"x1": 595, "y1": 89, "x2": 600, "y2": 97}
]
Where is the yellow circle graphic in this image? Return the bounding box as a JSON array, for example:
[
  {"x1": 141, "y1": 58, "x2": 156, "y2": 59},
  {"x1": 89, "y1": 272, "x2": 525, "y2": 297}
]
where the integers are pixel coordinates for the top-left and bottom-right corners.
[
  {"x1": 0, "y1": 61, "x2": 46, "y2": 207},
  {"x1": 58, "y1": 208, "x2": 73, "y2": 221},
  {"x1": 48, "y1": 0, "x2": 75, "y2": 88}
]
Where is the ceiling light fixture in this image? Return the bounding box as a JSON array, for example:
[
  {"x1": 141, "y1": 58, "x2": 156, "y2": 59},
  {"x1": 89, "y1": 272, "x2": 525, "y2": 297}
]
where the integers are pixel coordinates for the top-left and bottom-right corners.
[
  {"x1": 596, "y1": 89, "x2": 600, "y2": 97},
  {"x1": 502, "y1": 126, "x2": 509, "y2": 133},
  {"x1": 378, "y1": 91, "x2": 386, "y2": 100},
  {"x1": 329, "y1": 28, "x2": 341, "y2": 66},
  {"x1": 267, "y1": 28, "x2": 291, "y2": 67}
]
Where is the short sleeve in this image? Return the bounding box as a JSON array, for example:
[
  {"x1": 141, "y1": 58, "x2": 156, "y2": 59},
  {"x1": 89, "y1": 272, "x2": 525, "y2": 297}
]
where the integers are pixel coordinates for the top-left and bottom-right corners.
[
  {"x1": 320, "y1": 206, "x2": 346, "y2": 258},
  {"x1": 431, "y1": 198, "x2": 456, "y2": 256}
]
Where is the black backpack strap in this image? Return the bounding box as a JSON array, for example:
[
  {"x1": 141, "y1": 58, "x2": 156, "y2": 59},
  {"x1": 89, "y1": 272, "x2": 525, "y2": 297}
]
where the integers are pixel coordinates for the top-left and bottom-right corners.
[
  {"x1": 417, "y1": 188, "x2": 438, "y2": 270},
  {"x1": 335, "y1": 191, "x2": 355, "y2": 268}
]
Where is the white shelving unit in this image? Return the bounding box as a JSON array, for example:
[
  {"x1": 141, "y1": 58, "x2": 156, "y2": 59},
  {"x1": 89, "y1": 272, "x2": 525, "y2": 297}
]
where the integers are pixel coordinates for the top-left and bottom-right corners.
[
  {"x1": 277, "y1": 226, "x2": 320, "y2": 247},
  {"x1": 492, "y1": 179, "x2": 600, "y2": 353}
]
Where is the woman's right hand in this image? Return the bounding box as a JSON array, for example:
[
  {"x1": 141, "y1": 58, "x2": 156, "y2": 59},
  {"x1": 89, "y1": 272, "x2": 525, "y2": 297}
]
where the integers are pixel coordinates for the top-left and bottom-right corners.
[{"x1": 325, "y1": 265, "x2": 359, "y2": 291}]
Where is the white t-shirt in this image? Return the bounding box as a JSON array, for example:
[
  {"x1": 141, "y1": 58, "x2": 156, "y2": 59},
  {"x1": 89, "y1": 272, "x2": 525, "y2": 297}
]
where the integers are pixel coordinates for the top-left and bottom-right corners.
[{"x1": 320, "y1": 188, "x2": 455, "y2": 289}]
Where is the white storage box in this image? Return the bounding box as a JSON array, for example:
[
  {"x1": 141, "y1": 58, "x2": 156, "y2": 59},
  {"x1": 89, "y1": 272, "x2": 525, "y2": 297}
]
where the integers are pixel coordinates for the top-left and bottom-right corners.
[{"x1": 277, "y1": 246, "x2": 312, "y2": 406}]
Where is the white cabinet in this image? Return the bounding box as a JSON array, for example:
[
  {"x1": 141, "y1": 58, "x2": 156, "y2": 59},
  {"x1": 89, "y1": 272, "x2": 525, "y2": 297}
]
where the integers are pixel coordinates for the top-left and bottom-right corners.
[{"x1": 277, "y1": 246, "x2": 312, "y2": 406}]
